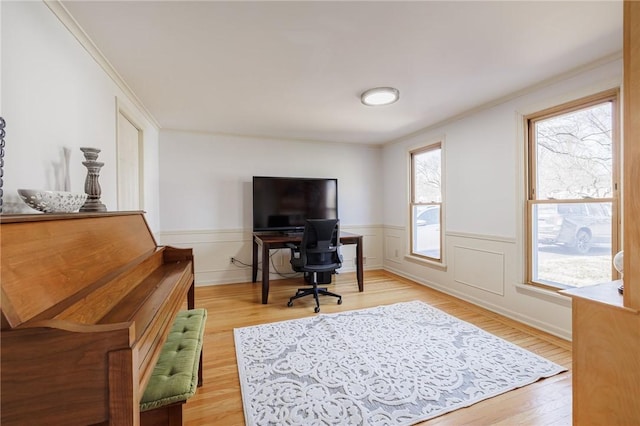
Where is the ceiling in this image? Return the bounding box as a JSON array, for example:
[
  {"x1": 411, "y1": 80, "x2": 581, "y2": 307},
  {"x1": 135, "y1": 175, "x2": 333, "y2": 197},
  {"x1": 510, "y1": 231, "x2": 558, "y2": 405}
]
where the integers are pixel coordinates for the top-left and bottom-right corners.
[{"x1": 61, "y1": 1, "x2": 623, "y2": 145}]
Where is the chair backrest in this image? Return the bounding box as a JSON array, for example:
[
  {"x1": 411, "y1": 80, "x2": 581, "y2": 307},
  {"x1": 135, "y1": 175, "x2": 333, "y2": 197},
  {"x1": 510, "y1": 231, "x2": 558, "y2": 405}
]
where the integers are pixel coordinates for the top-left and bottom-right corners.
[{"x1": 298, "y1": 219, "x2": 342, "y2": 270}]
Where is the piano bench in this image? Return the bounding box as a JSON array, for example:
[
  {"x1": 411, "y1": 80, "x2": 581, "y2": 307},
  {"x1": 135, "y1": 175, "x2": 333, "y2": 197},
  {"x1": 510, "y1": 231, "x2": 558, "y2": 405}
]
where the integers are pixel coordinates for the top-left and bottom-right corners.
[{"x1": 140, "y1": 308, "x2": 207, "y2": 426}]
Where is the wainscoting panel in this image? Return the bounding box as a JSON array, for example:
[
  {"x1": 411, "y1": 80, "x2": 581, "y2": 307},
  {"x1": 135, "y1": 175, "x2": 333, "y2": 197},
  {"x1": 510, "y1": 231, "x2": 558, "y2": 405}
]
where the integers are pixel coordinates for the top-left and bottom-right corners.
[
  {"x1": 384, "y1": 233, "x2": 403, "y2": 264},
  {"x1": 381, "y1": 226, "x2": 572, "y2": 340},
  {"x1": 453, "y1": 245, "x2": 505, "y2": 296}
]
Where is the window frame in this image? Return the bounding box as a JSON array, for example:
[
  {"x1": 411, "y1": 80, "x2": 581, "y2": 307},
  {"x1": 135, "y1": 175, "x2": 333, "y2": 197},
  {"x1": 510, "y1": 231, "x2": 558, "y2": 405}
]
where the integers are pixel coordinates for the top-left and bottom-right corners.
[
  {"x1": 409, "y1": 142, "x2": 443, "y2": 263},
  {"x1": 524, "y1": 89, "x2": 621, "y2": 290}
]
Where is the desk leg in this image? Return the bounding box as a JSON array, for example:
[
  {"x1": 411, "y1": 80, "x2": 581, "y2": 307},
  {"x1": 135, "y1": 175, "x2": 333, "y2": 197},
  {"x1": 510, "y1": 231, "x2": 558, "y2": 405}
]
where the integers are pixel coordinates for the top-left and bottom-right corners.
[
  {"x1": 356, "y1": 236, "x2": 364, "y2": 292},
  {"x1": 252, "y1": 237, "x2": 258, "y2": 283},
  {"x1": 262, "y1": 244, "x2": 270, "y2": 304}
]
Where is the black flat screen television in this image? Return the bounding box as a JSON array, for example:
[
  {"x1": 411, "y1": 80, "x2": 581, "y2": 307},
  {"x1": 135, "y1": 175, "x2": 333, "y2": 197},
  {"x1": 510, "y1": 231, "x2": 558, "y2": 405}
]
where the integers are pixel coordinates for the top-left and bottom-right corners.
[{"x1": 252, "y1": 176, "x2": 338, "y2": 233}]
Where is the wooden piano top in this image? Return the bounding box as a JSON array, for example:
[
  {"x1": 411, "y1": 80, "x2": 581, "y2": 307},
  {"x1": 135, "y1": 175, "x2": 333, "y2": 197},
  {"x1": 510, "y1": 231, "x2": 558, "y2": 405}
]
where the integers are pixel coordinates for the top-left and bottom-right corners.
[{"x1": 1, "y1": 211, "x2": 161, "y2": 329}]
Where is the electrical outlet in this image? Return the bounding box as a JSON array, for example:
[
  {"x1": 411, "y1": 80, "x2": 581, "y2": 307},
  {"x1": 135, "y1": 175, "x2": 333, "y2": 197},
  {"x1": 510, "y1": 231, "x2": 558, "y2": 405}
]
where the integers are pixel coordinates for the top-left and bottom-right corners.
[{"x1": 230, "y1": 257, "x2": 234, "y2": 264}]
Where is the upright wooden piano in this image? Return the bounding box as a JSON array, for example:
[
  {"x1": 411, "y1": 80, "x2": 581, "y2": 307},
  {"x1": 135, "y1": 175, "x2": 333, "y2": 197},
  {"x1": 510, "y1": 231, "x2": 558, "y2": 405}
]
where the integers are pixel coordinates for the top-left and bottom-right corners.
[{"x1": 0, "y1": 211, "x2": 195, "y2": 425}]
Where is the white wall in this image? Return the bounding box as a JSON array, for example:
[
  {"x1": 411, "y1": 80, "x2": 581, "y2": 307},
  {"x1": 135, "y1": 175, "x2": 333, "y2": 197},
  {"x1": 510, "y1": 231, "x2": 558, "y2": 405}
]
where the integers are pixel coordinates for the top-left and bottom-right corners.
[
  {"x1": 158, "y1": 130, "x2": 384, "y2": 284},
  {"x1": 2, "y1": 1, "x2": 623, "y2": 339},
  {"x1": 0, "y1": 1, "x2": 161, "y2": 230},
  {"x1": 382, "y1": 58, "x2": 622, "y2": 339}
]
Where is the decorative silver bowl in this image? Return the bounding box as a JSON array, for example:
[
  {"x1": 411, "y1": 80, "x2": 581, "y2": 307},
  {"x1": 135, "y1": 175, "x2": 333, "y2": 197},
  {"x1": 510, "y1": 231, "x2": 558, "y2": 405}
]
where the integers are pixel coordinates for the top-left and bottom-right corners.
[{"x1": 17, "y1": 189, "x2": 87, "y2": 213}]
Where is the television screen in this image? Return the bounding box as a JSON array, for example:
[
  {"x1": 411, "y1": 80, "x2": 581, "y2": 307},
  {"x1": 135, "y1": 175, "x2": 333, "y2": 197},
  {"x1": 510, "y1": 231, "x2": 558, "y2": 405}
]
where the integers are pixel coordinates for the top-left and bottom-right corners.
[{"x1": 252, "y1": 176, "x2": 338, "y2": 232}]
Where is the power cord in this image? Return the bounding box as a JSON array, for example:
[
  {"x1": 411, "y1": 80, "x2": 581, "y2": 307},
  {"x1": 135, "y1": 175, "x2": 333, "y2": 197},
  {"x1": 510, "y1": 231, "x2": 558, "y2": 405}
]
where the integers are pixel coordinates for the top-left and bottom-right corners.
[
  {"x1": 230, "y1": 257, "x2": 253, "y2": 268},
  {"x1": 270, "y1": 252, "x2": 302, "y2": 278},
  {"x1": 230, "y1": 250, "x2": 302, "y2": 279}
]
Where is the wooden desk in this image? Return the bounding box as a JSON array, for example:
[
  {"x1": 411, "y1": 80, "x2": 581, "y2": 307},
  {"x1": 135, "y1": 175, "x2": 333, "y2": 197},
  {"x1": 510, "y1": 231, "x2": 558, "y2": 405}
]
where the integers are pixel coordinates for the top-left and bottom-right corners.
[{"x1": 252, "y1": 232, "x2": 363, "y2": 304}]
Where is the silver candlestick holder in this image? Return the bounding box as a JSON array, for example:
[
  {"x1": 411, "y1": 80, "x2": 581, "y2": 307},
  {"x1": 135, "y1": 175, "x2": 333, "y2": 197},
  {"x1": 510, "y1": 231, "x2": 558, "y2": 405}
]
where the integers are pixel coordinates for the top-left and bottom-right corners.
[{"x1": 79, "y1": 147, "x2": 107, "y2": 212}]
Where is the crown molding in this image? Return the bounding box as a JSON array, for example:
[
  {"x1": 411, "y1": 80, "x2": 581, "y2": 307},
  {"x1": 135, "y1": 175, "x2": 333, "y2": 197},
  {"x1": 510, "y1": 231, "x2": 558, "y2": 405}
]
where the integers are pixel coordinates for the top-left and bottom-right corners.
[
  {"x1": 44, "y1": 0, "x2": 160, "y2": 130},
  {"x1": 161, "y1": 126, "x2": 384, "y2": 149},
  {"x1": 385, "y1": 51, "x2": 623, "y2": 147}
]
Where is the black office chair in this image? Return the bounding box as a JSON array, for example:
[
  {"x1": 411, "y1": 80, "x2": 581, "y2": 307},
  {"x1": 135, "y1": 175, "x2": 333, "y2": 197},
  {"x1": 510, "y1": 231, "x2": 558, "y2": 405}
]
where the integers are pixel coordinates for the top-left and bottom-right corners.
[{"x1": 287, "y1": 219, "x2": 343, "y2": 313}]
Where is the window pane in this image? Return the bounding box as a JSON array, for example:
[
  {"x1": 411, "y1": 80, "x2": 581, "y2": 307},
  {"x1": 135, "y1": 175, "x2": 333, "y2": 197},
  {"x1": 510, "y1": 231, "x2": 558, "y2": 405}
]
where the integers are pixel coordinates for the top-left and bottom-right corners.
[
  {"x1": 532, "y1": 202, "x2": 612, "y2": 287},
  {"x1": 535, "y1": 102, "x2": 612, "y2": 200},
  {"x1": 413, "y1": 148, "x2": 441, "y2": 203},
  {"x1": 412, "y1": 204, "x2": 441, "y2": 259}
]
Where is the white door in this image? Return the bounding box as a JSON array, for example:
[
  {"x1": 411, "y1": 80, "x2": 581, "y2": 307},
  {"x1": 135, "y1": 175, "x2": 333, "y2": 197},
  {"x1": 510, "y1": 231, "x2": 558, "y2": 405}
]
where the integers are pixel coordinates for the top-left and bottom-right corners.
[{"x1": 117, "y1": 111, "x2": 142, "y2": 210}]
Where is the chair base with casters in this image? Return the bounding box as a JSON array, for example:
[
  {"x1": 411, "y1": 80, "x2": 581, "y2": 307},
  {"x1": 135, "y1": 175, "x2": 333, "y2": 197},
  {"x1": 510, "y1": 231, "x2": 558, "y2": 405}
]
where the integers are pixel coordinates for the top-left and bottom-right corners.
[{"x1": 287, "y1": 271, "x2": 342, "y2": 313}]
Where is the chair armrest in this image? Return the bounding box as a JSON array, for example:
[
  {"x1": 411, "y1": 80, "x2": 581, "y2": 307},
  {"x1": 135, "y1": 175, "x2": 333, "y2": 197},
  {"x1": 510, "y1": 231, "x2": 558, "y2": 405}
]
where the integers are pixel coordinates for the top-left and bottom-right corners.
[
  {"x1": 286, "y1": 242, "x2": 301, "y2": 260},
  {"x1": 306, "y1": 247, "x2": 338, "y2": 253}
]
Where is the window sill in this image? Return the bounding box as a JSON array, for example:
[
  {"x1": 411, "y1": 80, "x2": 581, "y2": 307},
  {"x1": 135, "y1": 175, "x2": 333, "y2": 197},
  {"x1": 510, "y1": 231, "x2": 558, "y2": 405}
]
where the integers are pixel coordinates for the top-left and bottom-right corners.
[
  {"x1": 514, "y1": 283, "x2": 572, "y2": 307},
  {"x1": 404, "y1": 254, "x2": 448, "y2": 271}
]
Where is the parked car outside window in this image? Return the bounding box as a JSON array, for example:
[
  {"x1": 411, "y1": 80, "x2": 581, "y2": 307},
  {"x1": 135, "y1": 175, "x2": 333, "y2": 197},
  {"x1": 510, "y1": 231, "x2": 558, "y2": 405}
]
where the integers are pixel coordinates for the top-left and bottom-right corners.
[
  {"x1": 414, "y1": 205, "x2": 440, "y2": 258},
  {"x1": 536, "y1": 202, "x2": 611, "y2": 254}
]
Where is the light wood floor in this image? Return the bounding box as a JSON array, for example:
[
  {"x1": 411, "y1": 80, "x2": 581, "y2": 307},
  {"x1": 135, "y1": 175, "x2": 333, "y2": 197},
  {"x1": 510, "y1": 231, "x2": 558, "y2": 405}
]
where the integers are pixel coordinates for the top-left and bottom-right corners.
[{"x1": 185, "y1": 270, "x2": 572, "y2": 425}]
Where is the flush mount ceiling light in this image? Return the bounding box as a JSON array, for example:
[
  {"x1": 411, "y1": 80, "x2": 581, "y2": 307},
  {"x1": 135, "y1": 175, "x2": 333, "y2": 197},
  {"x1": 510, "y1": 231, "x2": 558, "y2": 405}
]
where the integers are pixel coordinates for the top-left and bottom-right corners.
[{"x1": 361, "y1": 87, "x2": 400, "y2": 106}]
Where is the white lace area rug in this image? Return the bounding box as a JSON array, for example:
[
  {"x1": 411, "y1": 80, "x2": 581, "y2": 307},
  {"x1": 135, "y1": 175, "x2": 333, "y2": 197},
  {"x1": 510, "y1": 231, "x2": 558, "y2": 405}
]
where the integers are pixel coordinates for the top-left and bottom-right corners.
[{"x1": 234, "y1": 301, "x2": 566, "y2": 425}]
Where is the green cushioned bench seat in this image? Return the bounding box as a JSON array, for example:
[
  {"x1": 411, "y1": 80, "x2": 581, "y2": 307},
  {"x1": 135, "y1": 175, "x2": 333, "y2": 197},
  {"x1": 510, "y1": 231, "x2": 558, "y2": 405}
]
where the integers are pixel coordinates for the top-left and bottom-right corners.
[{"x1": 140, "y1": 308, "x2": 207, "y2": 419}]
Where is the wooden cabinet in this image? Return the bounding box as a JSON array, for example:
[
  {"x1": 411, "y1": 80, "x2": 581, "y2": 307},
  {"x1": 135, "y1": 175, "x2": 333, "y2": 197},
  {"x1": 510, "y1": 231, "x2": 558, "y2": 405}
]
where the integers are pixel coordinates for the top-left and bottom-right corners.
[
  {"x1": 561, "y1": 3, "x2": 640, "y2": 424},
  {"x1": 563, "y1": 283, "x2": 640, "y2": 424},
  {"x1": 624, "y1": 0, "x2": 640, "y2": 311}
]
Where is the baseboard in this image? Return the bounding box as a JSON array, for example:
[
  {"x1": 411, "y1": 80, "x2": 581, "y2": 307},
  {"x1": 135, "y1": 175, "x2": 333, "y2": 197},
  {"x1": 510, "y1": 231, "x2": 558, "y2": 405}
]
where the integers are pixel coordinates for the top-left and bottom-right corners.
[{"x1": 383, "y1": 266, "x2": 572, "y2": 341}]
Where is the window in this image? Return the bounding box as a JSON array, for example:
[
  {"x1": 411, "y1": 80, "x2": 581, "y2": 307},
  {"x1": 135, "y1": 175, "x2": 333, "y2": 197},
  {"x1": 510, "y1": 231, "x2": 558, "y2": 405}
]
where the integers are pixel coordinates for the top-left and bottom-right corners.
[
  {"x1": 526, "y1": 90, "x2": 620, "y2": 289},
  {"x1": 410, "y1": 143, "x2": 442, "y2": 261}
]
